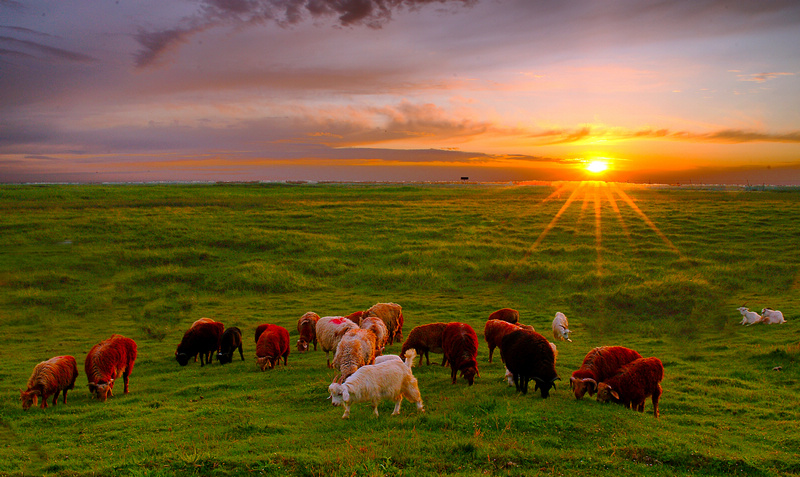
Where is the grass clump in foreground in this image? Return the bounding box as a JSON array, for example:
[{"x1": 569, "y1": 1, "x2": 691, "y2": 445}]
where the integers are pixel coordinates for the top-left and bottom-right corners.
[{"x1": 0, "y1": 182, "x2": 799, "y2": 476}]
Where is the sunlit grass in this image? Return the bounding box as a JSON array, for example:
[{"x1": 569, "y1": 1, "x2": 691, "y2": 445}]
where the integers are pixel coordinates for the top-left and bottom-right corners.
[{"x1": 1, "y1": 183, "x2": 798, "y2": 476}]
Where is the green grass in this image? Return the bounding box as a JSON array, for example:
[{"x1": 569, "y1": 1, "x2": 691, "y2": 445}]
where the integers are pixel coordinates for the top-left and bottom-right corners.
[{"x1": 1, "y1": 182, "x2": 799, "y2": 476}]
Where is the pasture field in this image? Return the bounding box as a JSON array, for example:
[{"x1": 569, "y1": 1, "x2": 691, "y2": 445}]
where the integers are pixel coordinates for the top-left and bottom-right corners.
[{"x1": 0, "y1": 182, "x2": 799, "y2": 476}]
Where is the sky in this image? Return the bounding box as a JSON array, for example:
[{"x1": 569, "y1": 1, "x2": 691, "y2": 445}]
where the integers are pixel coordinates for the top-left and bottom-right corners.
[{"x1": 2, "y1": 0, "x2": 800, "y2": 184}]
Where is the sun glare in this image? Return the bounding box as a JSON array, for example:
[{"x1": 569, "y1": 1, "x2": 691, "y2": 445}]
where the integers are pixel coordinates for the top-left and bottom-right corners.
[{"x1": 586, "y1": 160, "x2": 608, "y2": 173}]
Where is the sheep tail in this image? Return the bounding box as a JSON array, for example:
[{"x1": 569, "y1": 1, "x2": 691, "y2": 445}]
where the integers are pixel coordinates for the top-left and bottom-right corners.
[{"x1": 404, "y1": 349, "x2": 417, "y2": 369}]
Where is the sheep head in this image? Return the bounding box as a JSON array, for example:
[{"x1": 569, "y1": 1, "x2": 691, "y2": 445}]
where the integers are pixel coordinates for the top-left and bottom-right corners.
[
  {"x1": 533, "y1": 376, "x2": 559, "y2": 398},
  {"x1": 461, "y1": 366, "x2": 478, "y2": 386},
  {"x1": 570, "y1": 377, "x2": 597, "y2": 400},
  {"x1": 256, "y1": 356, "x2": 274, "y2": 371},
  {"x1": 296, "y1": 339, "x2": 309, "y2": 352},
  {"x1": 88, "y1": 381, "x2": 114, "y2": 402},
  {"x1": 328, "y1": 383, "x2": 346, "y2": 406},
  {"x1": 20, "y1": 390, "x2": 38, "y2": 410},
  {"x1": 595, "y1": 383, "x2": 620, "y2": 403},
  {"x1": 175, "y1": 352, "x2": 191, "y2": 366}
]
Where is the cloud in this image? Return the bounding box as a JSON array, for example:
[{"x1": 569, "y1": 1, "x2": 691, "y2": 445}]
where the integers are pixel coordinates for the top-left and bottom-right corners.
[
  {"x1": 0, "y1": 35, "x2": 95, "y2": 62},
  {"x1": 134, "y1": 0, "x2": 475, "y2": 68},
  {"x1": 735, "y1": 72, "x2": 795, "y2": 83}
]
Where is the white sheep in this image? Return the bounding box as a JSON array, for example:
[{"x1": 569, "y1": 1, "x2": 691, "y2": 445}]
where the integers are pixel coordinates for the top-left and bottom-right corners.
[
  {"x1": 328, "y1": 350, "x2": 423, "y2": 419},
  {"x1": 552, "y1": 312, "x2": 572, "y2": 342},
  {"x1": 332, "y1": 328, "x2": 376, "y2": 383},
  {"x1": 738, "y1": 307, "x2": 762, "y2": 326},
  {"x1": 316, "y1": 316, "x2": 359, "y2": 368},
  {"x1": 760, "y1": 308, "x2": 786, "y2": 324}
]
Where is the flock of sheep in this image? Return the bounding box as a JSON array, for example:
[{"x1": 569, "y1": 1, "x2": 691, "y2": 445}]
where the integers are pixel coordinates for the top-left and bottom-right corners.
[{"x1": 22, "y1": 302, "x2": 785, "y2": 418}]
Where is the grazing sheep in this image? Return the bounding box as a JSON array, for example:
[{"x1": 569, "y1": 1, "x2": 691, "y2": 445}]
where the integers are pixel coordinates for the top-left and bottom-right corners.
[
  {"x1": 569, "y1": 346, "x2": 642, "y2": 400},
  {"x1": 401, "y1": 322, "x2": 448, "y2": 367},
  {"x1": 254, "y1": 323, "x2": 270, "y2": 344},
  {"x1": 360, "y1": 316, "x2": 389, "y2": 356},
  {"x1": 738, "y1": 307, "x2": 762, "y2": 326},
  {"x1": 332, "y1": 328, "x2": 377, "y2": 383},
  {"x1": 328, "y1": 349, "x2": 423, "y2": 419},
  {"x1": 760, "y1": 308, "x2": 786, "y2": 324},
  {"x1": 256, "y1": 325, "x2": 290, "y2": 371},
  {"x1": 297, "y1": 312, "x2": 321, "y2": 352},
  {"x1": 176, "y1": 318, "x2": 224, "y2": 366},
  {"x1": 500, "y1": 329, "x2": 559, "y2": 398},
  {"x1": 442, "y1": 322, "x2": 480, "y2": 385},
  {"x1": 20, "y1": 356, "x2": 78, "y2": 410},
  {"x1": 316, "y1": 316, "x2": 359, "y2": 368},
  {"x1": 345, "y1": 310, "x2": 365, "y2": 326},
  {"x1": 484, "y1": 319, "x2": 524, "y2": 363},
  {"x1": 363, "y1": 302, "x2": 404, "y2": 345},
  {"x1": 489, "y1": 308, "x2": 520, "y2": 324},
  {"x1": 85, "y1": 334, "x2": 138, "y2": 402},
  {"x1": 374, "y1": 354, "x2": 403, "y2": 365},
  {"x1": 596, "y1": 357, "x2": 664, "y2": 418},
  {"x1": 217, "y1": 326, "x2": 244, "y2": 364},
  {"x1": 552, "y1": 312, "x2": 572, "y2": 342}
]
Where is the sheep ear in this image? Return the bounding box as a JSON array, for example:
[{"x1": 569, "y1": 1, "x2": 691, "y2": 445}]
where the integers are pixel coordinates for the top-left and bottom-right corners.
[{"x1": 610, "y1": 390, "x2": 620, "y2": 400}]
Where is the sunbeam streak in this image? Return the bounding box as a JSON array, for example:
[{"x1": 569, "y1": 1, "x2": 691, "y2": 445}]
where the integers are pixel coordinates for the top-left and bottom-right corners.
[
  {"x1": 610, "y1": 183, "x2": 682, "y2": 256},
  {"x1": 593, "y1": 183, "x2": 603, "y2": 273},
  {"x1": 525, "y1": 182, "x2": 587, "y2": 256},
  {"x1": 602, "y1": 183, "x2": 631, "y2": 241}
]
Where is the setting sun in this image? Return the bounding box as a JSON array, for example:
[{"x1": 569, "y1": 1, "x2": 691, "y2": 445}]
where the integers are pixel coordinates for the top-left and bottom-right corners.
[{"x1": 586, "y1": 160, "x2": 608, "y2": 173}]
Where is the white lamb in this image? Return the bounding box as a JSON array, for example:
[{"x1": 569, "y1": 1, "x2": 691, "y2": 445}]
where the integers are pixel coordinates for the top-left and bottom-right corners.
[
  {"x1": 328, "y1": 350, "x2": 423, "y2": 419},
  {"x1": 316, "y1": 316, "x2": 359, "y2": 368},
  {"x1": 332, "y1": 328, "x2": 376, "y2": 383},
  {"x1": 760, "y1": 308, "x2": 786, "y2": 324},
  {"x1": 552, "y1": 312, "x2": 572, "y2": 342},
  {"x1": 738, "y1": 307, "x2": 762, "y2": 326}
]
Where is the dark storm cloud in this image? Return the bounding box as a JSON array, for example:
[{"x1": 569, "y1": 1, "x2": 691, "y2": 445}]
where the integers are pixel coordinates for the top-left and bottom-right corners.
[{"x1": 134, "y1": 0, "x2": 474, "y2": 68}]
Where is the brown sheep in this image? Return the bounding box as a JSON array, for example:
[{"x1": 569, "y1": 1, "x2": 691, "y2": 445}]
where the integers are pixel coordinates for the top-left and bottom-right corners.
[
  {"x1": 256, "y1": 325, "x2": 290, "y2": 371},
  {"x1": 489, "y1": 308, "x2": 519, "y2": 324},
  {"x1": 20, "y1": 356, "x2": 79, "y2": 410},
  {"x1": 442, "y1": 322, "x2": 480, "y2": 385},
  {"x1": 297, "y1": 312, "x2": 321, "y2": 352},
  {"x1": 85, "y1": 334, "x2": 138, "y2": 401},
  {"x1": 484, "y1": 319, "x2": 524, "y2": 363},
  {"x1": 570, "y1": 346, "x2": 642, "y2": 400},
  {"x1": 363, "y1": 302, "x2": 404, "y2": 345},
  {"x1": 360, "y1": 316, "x2": 389, "y2": 356},
  {"x1": 401, "y1": 322, "x2": 448, "y2": 367},
  {"x1": 596, "y1": 357, "x2": 664, "y2": 418}
]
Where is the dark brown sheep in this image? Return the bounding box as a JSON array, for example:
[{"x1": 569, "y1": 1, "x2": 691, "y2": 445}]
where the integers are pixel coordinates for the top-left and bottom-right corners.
[
  {"x1": 176, "y1": 319, "x2": 223, "y2": 366},
  {"x1": 500, "y1": 329, "x2": 559, "y2": 398},
  {"x1": 596, "y1": 357, "x2": 664, "y2": 418},
  {"x1": 401, "y1": 322, "x2": 448, "y2": 366},
  {"x1": 442, "y1": 322, "x2": 480, "y2": 385},
  {"x1": 217, "y1": 326, "x2": 244, "y2": 364},
  {"x1": 570, "y1": 346, "x2": 642, "y2": 399},
  {"x1": 20, "y1": 356, "x2": 79, "y2": 410}
]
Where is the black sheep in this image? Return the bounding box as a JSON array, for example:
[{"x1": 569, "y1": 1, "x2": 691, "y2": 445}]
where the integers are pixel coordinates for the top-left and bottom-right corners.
[
  {"x1": 500, "y1": 329, "x2": 559, "y2": 398},
  {"x1": 217, "y1": 326, "x2": 244, "y2": 364},
  {"x1": 176, "y1": 320, "x2": 224, "y2": 366}
]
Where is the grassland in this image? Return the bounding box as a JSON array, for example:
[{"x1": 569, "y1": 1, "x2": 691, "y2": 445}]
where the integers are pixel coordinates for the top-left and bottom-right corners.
[{"x1": 0, "y1": 182, "x2": 798, "y2": 476}]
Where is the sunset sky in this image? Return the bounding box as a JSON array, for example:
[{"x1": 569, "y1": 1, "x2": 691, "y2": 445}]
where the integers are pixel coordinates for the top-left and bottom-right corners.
[{"x1": 2, "y1": 0, "x2": 800, "y2": 184}]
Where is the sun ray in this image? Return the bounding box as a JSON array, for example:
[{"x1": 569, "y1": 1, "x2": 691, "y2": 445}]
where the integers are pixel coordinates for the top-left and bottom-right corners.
[
  {"x1": 610, "y1": 183, "x2": 682, "y2": 257},
  {"x1": 593, "y1": 182, "x2": 603, "y2": 274},
  {"x1": 601, "y1": 183, "x2": 631, "y2": 241},
  {"x1": 524, "y1": 181, "x2": 586, "y2": 256}
]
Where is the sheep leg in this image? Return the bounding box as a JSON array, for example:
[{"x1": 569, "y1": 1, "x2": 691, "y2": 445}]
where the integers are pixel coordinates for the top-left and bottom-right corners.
[
  {"x1": 392, "y1": 398, "x2": 403, "y2": 416},
  {"x1": 238, "y1": 345, "x2": 244, "y2": 361},
  {"x1": 51, "y1": 390, "x2": 60, "y2": 406},
  {"x1": 488, "y1": 346, "x2": 494, "y2": 363},
  {"x1": 373, "y1": 401, "x2": 381, "y2": 417},
  {"x1": 652, "y1": 385, "x2": 662, "y2": 418},
  {"x1": 123, "y1": 371, "x2": 131, "y2": 394},
  {"x1": 450, "y1": 366, "x2": 457, "y2": 384},
  {"x1": 62, "y1": 388, "x2": 69, "y2": 404},
  {"x1": 341, "y1": 403, "x2": 351, "y2": 419}
]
